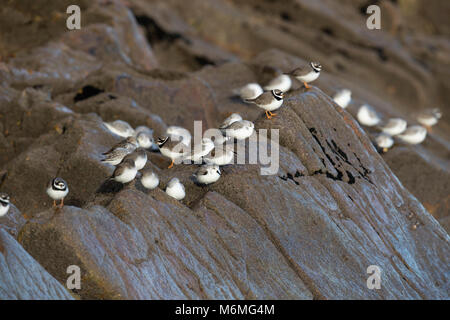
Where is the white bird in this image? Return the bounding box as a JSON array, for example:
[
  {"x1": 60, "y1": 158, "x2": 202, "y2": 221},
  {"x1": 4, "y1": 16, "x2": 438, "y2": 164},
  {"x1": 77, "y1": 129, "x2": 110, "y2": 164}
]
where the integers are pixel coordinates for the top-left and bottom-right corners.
[
  {"x1": 194, "y1": 165, "x2": 221, "y2": 185},
  {"x1": 357, "y1": 104, "x2": 381, "y2": 127},
  {"x1": 166, "y1": 178, "x2": 185, "y2": 200},
  {"x1": 417, "y1": 108, "x2": 442, "y2": 130},
  {"x1": 203, "y1": 148, "x2": 235, "y2": 166},
  {"x1": 141, "y1": 169, "x2": 159, "y2": 190},
  {"x1": 0, "y1": 193, "x2": 10, "y2": 217},
  {"x1": 245, "y1": 89, "x2": 284, "y2": 119},
  {"x1": 332, "y1": 89, "x2": 352, "y2": 108},
  {"x1": 221, "y1": 120, "x2": 254, "y2": 140},
  {"x1": 136, "y1": 131, "x2": 153, "y2": 149},
  {"x1": 397, "y1": 125, "x2": 427, "y2": 145},
  {"x1": 104, "y1": 120, "x2": 135, "y2": 138},
  {"x1": 121, "y1": 148, "x2": 147, "y2": 171},
  {"x1": 233, "y1": 83, "x2": 263, "y2": 100},
  {"x1": 157, "y1": 136, "x2": 190, "y2": 169},
  {"x1": 375, "y1": 133, "x2": 394, "y2": 152},
  {"x1": 263, "y1": 74, "x2": 292, "y2": 93},
  {"x1": 166, "y1": 126, "x2": 191, "y2": 146},
  {"x1": 187, "y1": 138, "x2": 215, "y2": 162},
  {"x1": 288, "y1": 62, "x2": 322, "y2": 89},
  {"x1": 379, "y1": 118, "x2": 407, "y2": 136},
  {"x1": 46, "y1": 178, "x2": 69, "y2": 208},
  {"x1": 219, "y1": 113, "x2": 243, "y2": 129},
  {"x1": 112, "y1": 159, "x2": 138, "y2": 183}
]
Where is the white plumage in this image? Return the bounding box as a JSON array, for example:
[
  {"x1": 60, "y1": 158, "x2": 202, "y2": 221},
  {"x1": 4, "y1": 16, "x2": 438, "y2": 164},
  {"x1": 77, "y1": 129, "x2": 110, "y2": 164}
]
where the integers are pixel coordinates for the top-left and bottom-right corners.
[
  {"x1": 332, "y1": 89, "x2": 352, "y2": 108},
  {"x1": 397, "y1": 125, "x2": 427, "y2": 145},
  {"x1": 357, "y1": 104, "x2": 381, "y2": 127},
  {"x1": 166, "y1": 178, "x2": 185, "y2": 200}
]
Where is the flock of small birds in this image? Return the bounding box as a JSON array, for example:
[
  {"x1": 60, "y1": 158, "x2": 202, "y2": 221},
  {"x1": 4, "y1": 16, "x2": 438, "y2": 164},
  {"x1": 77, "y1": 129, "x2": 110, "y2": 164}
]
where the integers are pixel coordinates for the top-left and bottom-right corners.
[
  {"x1": 0, "y1": 61, "x2": 443, "y2": 221},
  {"x1": 331, "y1": 89, "x2": 442, "y2": 152}
]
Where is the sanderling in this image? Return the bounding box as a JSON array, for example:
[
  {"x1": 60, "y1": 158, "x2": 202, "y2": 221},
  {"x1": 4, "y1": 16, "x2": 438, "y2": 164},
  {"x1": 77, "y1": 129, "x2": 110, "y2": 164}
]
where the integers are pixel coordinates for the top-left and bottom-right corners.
[
  {"x1": 140, "y1": 169, "x2": 159, "y2": 190},
  {"x1": 397, "y1": 125, "x2": 427, "y2": 145},
  {"x1": 233, "y1": 83, "x2": 264, "y2": 100},
  {"x1": 194, "y1": 165, "x2": 221, "y2": 185},
  {"x1": 332, "y1": 89, "x2": 352, "y2": 108},
  {"x1": 112, "y1": 159, "x2": 138, "y2": 183},
  {"x1": 165, "y1": 177, "x2": 185, "y2": 200},
  {"x1": 417, "y1": 108, "x2": 442, "y2": 131},
  {"x1": 357, "y1": 104, "x2": 381, "y2": 127},
  {"x1": 104, "y1": 120, "x2": 135, "y2": 138},
  {"x1": 219, "y1": 113, "x2": 242, "y2": 129},
  {"x1": 263, "y1": 74, "x2": 292, "y2": 93},
  {"x1": 379, "y1": 118, "x2": 407, "y2": 136},
  {"x1": 221, "y1": 120, "x2": 254, "y2": 140},
  {"x1": 121, "y1": 148, "x2": 147, "y2": 171},
  {"x1": 375, "y1": 133, "x2": 394, "y2": 153}
]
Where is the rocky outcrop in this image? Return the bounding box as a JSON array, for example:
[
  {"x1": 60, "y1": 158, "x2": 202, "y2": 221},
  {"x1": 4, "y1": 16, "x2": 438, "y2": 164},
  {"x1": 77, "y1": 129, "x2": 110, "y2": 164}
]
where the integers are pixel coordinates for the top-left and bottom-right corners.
[
  {"x1": 0, "y1": 0, "x2": 449, "y2": 299},
  {"x1": 0, "y1": 229, "x2": 74, "y2": 300}
]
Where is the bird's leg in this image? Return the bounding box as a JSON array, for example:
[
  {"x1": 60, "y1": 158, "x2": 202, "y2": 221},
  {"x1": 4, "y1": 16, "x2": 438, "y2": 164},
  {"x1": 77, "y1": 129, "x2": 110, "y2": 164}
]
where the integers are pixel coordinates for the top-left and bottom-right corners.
[
  {"x1": 425, "y1": 125, "x2": 432, "y2": 133},
  {"x1": 265, "y1": 111, "x2": 272, "y2": 119},
  {"x1": 383, "y1": 147, "x2": 388, "y2": 153},
  {"x1": 303, "y1": 82, "x2": 310, "y2": 89},
  {"x1": 59, "y1": 198, "x2": 64, "y2": 209},
  {"x1": 269, "y1": 111, "x2": 277, "y2": 117},
  {"x1": 168, "y1": 159, "x2": 174, "y2": 169},
  {"x1": 53, "y1": 200, "x2": 56, "y2": 208}
]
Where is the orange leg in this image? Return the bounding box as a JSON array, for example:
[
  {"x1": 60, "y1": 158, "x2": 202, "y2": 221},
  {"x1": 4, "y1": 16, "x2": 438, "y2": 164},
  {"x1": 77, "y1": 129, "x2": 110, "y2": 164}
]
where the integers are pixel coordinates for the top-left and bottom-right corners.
[
  {"x1": 168, "y1": 159, "x2": 174, "y2": 169},
  {"x1": 303, "y1": 82, "x2": 310, "y2": 89},
  {"x1": 268, "y1": 111, "x2": 277, "y2": 117},
  {"x1": 53, "y1": 200, "x2": 56, "y2": 208},
  {"x1": 265, "y1": 111, "x2": 272, "y2": 119},
  {"x1": 59, "y1": 198, "x2": 64, "y2": 209},
  {"x1": 425, "y1": 125, "x2": 432, "y2": 133}
]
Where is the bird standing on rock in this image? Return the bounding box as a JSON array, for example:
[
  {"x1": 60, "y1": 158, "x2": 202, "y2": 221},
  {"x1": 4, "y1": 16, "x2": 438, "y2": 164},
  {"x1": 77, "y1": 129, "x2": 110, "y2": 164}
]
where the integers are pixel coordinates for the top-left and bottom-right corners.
[
  {"x1": 165, "y1": 178, "x2": 185, "y2": 200},
  {"x1": 219, "y1": 113, "x2": 242, "y2": 129},
  {"x1": 157, "y1": 136, "x2": 189, "y2": 168},
  {"x1": 194, "y1": 165, "x2": 221, "y2": 185},
  {"x1": 221, "y1": 120, "x2": 254, "y2": 140},
  {"x1": 233, "y1": 83, "x2": 263, "y2": 100},
  {"x1": 140, "y1": 169, "x2": 159, "y2": 190},
  {"x1": 417, "y1": 108, "x2": 442, "y2": 132},
  {"x1": 288, "y1": 62, "x2": 322, "y2": 89},
  {"x1": 356, "y1": 104, "x2": 381, "y2": 127},
  {"x1": 121, "y1": 148, "x2": 147, "y2": 171},
  {"x1": 397, "y1": 125, "x2": 427, "y2": 145},
  {"x1": 375, "y1": 133, "x2": 394, "y2": 153},
  {"x1": 104, "y1": 120, "x2": 135, "y2": 138},
  {"x1": 46, "y1": 178, "x2": 69, "y2": 209},
  {"x1": 332, "y1": 89, "x2": 352, "y2": 108},
  {"x1": 379, "y1": 118, "x2": 407, "y2": 136},
  {"x1": 112, "y1": 159, "x2": 138, "y2": 184},
  {"x1": 245, "y1": 89, "x2": 284, "y2": 119},
  {"x1": 0, "y1": 193, "x2": 10, "y2": 218}
]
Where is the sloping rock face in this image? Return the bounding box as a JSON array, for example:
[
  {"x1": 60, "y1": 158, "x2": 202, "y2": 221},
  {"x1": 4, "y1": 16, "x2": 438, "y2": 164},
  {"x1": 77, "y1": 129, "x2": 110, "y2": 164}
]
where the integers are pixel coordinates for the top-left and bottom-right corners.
[
  {"x1": 0, "y1": 0, "x2": 449, "y2": 299},
  {"x1": 0, "y1": 229, "x2": 74, "y2": 300}
]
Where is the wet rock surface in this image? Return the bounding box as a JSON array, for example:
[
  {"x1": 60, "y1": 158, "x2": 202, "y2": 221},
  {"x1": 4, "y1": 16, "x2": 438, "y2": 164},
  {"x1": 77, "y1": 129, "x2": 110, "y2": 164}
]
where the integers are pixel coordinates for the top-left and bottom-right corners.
[{"x1": 0, "y1": 0, "x2": 449, "y2": 299}]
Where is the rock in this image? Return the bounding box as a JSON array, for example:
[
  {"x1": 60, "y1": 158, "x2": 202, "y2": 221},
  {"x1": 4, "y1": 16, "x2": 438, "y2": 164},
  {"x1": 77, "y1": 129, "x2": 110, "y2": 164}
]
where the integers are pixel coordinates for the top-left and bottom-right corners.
[
  {"x1": 0, "y1": 0, "x2": 449, "y2": 300},
  {"x1": 0, "y1": 229, "x2": 74, "y2": 300}
]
